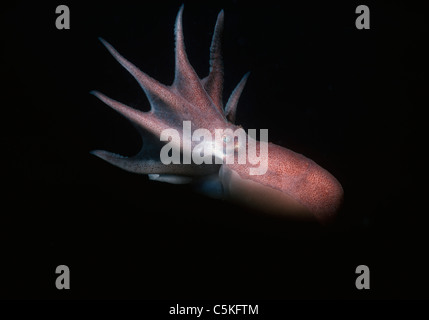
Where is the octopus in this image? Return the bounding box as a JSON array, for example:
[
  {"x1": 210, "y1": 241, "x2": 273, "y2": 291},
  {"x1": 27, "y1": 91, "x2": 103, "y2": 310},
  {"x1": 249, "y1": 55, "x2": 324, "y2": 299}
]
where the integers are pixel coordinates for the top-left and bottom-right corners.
[{"x1": 90, "y1": 5, "x2": 344, "y2": 223}]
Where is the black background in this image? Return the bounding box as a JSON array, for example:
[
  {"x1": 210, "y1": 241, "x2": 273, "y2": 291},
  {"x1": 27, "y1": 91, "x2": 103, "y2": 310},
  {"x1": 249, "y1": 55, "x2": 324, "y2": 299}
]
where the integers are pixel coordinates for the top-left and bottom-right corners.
[{"x1": 0, "y1": 0, "x2": 427, "y2": 300}]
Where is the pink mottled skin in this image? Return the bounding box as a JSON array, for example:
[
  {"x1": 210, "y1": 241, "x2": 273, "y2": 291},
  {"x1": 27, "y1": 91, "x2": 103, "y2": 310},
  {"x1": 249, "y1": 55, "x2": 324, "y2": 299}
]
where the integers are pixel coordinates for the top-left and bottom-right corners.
[{"x1": 90, "y1": 5, "x2": 343, "y2": 223}]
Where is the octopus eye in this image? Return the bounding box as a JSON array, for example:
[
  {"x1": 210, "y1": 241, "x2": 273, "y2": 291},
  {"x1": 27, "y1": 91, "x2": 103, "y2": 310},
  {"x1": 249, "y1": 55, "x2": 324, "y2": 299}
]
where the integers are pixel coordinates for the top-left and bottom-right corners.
[{"x1": 234, "y1": 140, "x2": 240, "y2": 151}]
